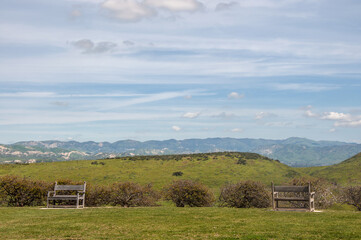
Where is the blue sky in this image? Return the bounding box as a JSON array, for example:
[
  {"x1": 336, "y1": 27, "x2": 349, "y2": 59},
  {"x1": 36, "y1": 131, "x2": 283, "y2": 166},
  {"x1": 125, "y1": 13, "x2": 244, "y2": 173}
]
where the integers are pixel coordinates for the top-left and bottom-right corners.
[{"x1": 1, "y1": 0, "x2": 361, "y2": 144}]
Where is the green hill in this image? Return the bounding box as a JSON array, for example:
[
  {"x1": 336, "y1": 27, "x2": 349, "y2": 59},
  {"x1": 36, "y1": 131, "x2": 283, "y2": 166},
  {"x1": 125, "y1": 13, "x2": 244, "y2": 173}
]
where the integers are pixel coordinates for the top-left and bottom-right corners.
[
  {"x1": 0, "y1": 152, "x2": 304, "y2": 191},
  {"x1": 300, "y1": 152, "x2": 361, "y2": 185}
]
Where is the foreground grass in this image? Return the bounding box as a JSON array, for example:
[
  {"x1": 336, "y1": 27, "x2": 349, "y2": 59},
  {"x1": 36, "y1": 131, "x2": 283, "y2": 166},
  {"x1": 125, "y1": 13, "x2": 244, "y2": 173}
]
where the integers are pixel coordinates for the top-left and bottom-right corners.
[{"x1": 0, "y1": 207, "x2": 360, "y2": 240}]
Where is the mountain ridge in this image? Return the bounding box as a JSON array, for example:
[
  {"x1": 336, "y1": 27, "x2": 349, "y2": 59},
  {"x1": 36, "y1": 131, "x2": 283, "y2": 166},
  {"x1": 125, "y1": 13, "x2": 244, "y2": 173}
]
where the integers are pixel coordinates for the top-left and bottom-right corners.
[{"x1": 1, "y1": 137, "x2": 361, "y2": 167}]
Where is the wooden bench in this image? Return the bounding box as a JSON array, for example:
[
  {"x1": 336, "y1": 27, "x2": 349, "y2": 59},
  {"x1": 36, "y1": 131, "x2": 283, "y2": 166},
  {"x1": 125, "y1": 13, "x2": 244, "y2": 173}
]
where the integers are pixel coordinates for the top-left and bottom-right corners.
[
  {"x1": 271, "y1": 182, "x2": 315, "y2": 212},
  {"x1": 47, "y1": 182, "x2": 86, "y2": 208}
]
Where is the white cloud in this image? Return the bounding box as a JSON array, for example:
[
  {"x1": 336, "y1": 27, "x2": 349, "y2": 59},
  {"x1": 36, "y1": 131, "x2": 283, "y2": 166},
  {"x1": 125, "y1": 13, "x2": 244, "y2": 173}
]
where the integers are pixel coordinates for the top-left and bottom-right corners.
[
  {"x1": 273, "y1": 83, "x2": 339, "y2": 92},
  {"x1": 215, "y1": 2, "x2": 238, "y2": 11},
  {"x1": 303, "y1": 105, "x2": 318, "y2": 118},
  {"x1": 71, "y1": 9, "x2": 82, "y2": 18},
  {"x1": 211, "y1": 112, "x2": 237, "y2": 119},
  {"x1": 0, "y1": 92, "x2": 142, "y2": 98},
  {"x1": 304, "y1": 109, "x2": 318, "y2": 118},
  {"x1": 303, "y1": 107, "x2": 361, "y2": 128},
  {"x1": 182, "y1": 112, "x2": 200, "y2": 119},
  {"x1": 0, "y1": 110, "x2": 171, "y2": 125},
  {"x1": 102, "y1": 0, "x2": 155, "y2": 22},
  {"x1": 255, "y1": 112, "x2": 276, "y2": 120},
  {"x1": 71, "y1": 39, "x2": 117, "y2": 54},
  {"x1": 329, "y1": 128, "x2": 336, "y2": 133},
  {"x1": 334, "y1": 120, "x2": 361, "y2": 127},
  {"x1": 0, "y1": 92, "x2": 56, "y2": 98},
  {"x1": 172, "y1": 125, "x2": 181, "y2": 131},
  {"x1": 145, "y1": 0, "x2": 203, "y2": 12},
  {"x1": 51, "y1": 101, "x2": 69, "y2": 107},
  {"x1": 101, "y1": 0, "x2": 202, "y2": 22},
  {"x1": 231, "y1": 128, "x2": 243, "y2": 133},
  {"x1": 99, "y1": 91, "x2": 194, "y2": 110},
  {"x1": 123, "y1": 40, "x2": 135, "y2": 46},
  {"x1": 228, "y1": 92, "x2": 244, "y2": 99},
  {"x1": 321, "y1": 112, "x2": 352, "y2": 121},
  {"x1": 264, "y1": 122, "x2": 293, "y2": 127},
  {"x1": 237, "y1": 0, "x2": 279, "y2": 8}
]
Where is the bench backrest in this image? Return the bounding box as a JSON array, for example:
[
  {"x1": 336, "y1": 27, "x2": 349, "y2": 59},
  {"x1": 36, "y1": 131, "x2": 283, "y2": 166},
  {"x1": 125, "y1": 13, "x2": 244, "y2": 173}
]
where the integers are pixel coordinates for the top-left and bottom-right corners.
[
  {"x1": 272, "y1": 182, "x2": 310, "y2": 193},
  {"x1": 54, "y1": 182, "x2": 86, "y2": 192}
]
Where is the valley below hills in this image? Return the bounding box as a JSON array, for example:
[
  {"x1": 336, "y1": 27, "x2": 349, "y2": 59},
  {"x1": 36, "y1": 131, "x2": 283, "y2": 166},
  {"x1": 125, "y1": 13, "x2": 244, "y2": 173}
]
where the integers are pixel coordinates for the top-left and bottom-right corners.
[{"x1": 1, "y1": 137, "x2": 361, "y2": 167}]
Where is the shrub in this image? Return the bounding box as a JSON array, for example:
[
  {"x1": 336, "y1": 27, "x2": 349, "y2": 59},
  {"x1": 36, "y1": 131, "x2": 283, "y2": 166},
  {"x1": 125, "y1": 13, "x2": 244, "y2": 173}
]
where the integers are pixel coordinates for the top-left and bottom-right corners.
[
  {"x1": 219, "y1": 181, "x2": 270, "y2": 208},
  {"x1": 109, "y1": 182, "x2": 160, "y2": 207},
  {"x1": 0, "y1": 175, "x2": 51, "y2": 207},
  {"x1": 172, "y1": 171, "x2": 183, "y2": 176},
  {"x1": 163, "y1": 180, "x2": 215, "y2": 207},
  {"x1": 85, "y1": 184, "x2": 112, "y2": 207},
  {"x1": 91, "y1": 161, "x2": 105, "y2": 165},
  {"x1": 343, "y1": 186, "x2": 361, "y2": 211},
  {"x1": 288, "y1": 177, "x2": 339, "y2": 209},
  {"x1": 236, "y1": 158, "x2": 247, "y2": 165}
]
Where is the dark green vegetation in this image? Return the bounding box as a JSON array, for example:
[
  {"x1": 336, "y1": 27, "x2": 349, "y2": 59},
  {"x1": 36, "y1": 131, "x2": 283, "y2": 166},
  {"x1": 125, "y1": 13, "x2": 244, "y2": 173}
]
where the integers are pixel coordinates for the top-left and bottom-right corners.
[
  {"x1": 3, "y1": 137, "x2": 361, "y2": 166},
  {"x1": 0, "y1": 207, "x2": 360, "y2": 240},
  {"x1": 0, "y1": 152, "x2": 304, "y2": 191},
  {"x1": 219, "y1": 181, "x2": 271, "y2": 208},
  {"x1": 163, "y1": 180, "x2": 215, "y2": 207}
]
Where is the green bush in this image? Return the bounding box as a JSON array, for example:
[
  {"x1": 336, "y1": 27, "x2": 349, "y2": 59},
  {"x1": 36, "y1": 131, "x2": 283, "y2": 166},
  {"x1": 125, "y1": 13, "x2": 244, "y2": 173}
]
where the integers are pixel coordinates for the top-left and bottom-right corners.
[
  {"x1": 343, "y1": 186, "x2": 361, "y2": 211},
  {"x1": 172, "y1": 171, "x2": 183, "y2": 176},
  {"x1": 236, "y1": 158, "x2": 247, "y2": 165},
  {"x1": 109, "y1": 182, "x2": 160, "y2": 207},
  {"x1": 163, "y1": 180, "x2": 215, "y2": 207},
  {"x1": 219, "y1": 181, "x2": 270, "y2": 208},
  {"x1": 85, "y1": 184, "x2": 112, "y2": 207},
  {"x1": 0, "y1": 175, "x2": 50, "y2": 207}
]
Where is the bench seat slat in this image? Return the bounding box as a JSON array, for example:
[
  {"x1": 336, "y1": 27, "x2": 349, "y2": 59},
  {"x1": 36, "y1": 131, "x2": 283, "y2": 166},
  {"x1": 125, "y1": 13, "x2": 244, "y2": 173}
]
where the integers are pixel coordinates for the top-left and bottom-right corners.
[
  {"x1": 274, "y1": 186, "x2": 309, "y2": 192},
  {"x1": 274, "y1": 197, "x2": 310, "y2": 201},
  {"x1": 48, "y1": 195, "x2": 84, "y2": 200},
  {"x1": 54, "y1": 185, "x2": 85, "y2": 191}
]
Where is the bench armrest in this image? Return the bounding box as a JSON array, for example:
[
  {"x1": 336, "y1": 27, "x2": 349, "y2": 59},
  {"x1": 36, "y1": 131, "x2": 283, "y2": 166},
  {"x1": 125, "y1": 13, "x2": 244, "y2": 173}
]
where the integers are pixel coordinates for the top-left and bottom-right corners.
[
  {"x1": 310, "y1": 192, "x2": 315, "y2": 197},
  {"x1": 77, "y1": 191, "x2": 86, "y2": 196},
  {"x1": 47, "y1": 191, "x2": 55, "y2": 197}
]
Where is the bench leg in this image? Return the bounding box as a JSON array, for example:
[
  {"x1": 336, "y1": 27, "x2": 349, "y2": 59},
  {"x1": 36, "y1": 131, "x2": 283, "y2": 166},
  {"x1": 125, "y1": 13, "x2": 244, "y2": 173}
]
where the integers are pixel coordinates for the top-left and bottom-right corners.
[
  {"x1": 310, "y1": 198, "x2": 315, "y2": 212},
  {"x1": 76, "y1": 198, "x2": 79, "y2": 208},
  {"x1": 47, "y1": 198, "x2": 49, "y2": 208}
]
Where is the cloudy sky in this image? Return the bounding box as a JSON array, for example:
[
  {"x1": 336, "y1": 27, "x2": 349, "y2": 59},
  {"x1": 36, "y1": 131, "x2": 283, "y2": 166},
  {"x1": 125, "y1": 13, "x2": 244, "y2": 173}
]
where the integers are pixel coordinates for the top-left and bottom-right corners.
[{"x1": 1, "y1": 0, "x2": 361, "y2": 143}]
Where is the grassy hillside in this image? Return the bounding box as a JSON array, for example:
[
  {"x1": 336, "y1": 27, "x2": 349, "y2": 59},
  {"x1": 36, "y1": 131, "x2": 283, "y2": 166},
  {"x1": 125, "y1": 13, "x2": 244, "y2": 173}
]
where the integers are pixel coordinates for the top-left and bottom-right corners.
[
  {"x1": 1, "y1": 207, "x2": 360, "y2": 240},
  {"x1": 0, "y1": 152, "x2": 304, "y2": 191},
  {"x1": 300, "y1": 152, "x2": 361, "y2": 185}
]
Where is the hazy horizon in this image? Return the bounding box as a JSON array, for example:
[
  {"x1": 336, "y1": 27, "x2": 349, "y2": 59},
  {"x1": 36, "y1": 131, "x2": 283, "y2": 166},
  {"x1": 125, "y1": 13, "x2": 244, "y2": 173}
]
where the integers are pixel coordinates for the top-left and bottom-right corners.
[{"x1": 2, "y1": 136, "x2": 360, "y2": 146}]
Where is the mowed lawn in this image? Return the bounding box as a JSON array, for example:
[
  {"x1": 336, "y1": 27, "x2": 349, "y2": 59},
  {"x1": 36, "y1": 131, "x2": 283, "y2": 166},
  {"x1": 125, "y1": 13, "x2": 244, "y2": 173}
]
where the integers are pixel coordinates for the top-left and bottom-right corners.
[{"x1": 0, "y1": 207, "x2": 360, "y2": 240}]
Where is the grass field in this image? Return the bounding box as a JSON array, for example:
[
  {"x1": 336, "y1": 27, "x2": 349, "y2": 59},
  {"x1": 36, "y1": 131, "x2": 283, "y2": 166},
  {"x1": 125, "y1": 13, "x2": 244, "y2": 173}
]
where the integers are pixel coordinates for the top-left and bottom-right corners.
[
  {"x1": 0, "y1": 153, "x2": 306, "y2": 192},
  {"x1": 299, "y1": 152, "x2": 361, "y2": 185},
  {"x1": 0, "y1": 206, "x2": 360, "y2": 239}
]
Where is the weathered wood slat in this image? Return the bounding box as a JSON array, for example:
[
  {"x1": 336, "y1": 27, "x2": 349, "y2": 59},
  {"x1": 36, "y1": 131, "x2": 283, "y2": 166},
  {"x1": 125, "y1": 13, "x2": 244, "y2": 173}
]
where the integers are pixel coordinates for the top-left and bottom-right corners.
[
  {"x1": 274, "y1": 208, "x2": 309, "y2": 212},
  {"x1": 274, "y1": 197, "x2": 309, "y2": 201},
  {"x1": 274, "y1": 186, "x2": 309, "y2": 192},
  {"x1": 48, "y1": 195, "x2": 85, "y2": 199},
  {"x1": 54, "y1": 185, "x2": 85, "y2": 191}
]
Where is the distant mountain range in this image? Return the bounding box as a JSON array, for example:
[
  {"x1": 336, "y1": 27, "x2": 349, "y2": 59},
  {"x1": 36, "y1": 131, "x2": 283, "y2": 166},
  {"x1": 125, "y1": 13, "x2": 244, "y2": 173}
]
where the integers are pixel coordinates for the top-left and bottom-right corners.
[{"x1": 1, "y1": 137, "x2": 361, "y2": 167}]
